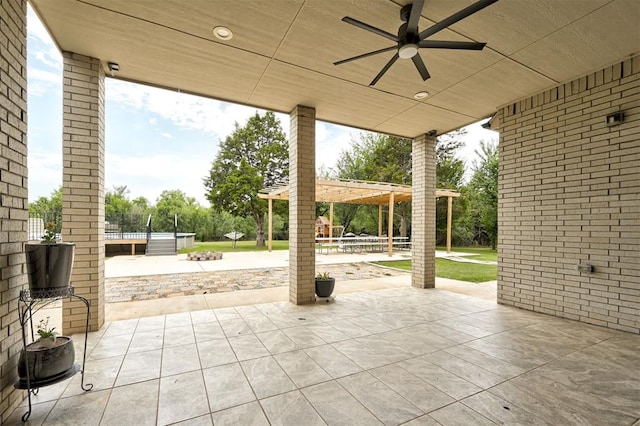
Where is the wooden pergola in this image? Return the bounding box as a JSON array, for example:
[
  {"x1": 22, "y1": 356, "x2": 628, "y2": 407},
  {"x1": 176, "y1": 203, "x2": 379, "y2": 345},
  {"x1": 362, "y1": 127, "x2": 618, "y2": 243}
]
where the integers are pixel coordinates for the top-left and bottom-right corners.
[{"x1": 259, "y1": 178, "x2": 460, "y2": 255}]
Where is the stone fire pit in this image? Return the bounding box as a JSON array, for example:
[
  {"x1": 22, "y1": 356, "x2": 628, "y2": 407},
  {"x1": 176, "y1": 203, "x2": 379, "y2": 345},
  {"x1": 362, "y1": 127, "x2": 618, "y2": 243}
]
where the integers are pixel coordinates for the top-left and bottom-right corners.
[{"x1": 187, "y1": 252, "x2": 223, "y2": 261}]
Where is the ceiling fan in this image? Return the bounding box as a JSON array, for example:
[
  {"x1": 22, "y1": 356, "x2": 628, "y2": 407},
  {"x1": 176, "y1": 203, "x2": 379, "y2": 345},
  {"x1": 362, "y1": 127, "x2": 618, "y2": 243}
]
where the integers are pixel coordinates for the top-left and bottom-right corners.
[{"x1": 334, "y1": 0, "x2": 498, "y2": 86}]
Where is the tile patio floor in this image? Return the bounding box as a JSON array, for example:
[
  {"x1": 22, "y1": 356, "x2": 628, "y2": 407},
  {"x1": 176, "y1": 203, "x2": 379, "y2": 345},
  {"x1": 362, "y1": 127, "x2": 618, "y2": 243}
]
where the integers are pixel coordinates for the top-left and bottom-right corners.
[{"x1": 6, "y1": 286, "x2": 640, "y2": 425}]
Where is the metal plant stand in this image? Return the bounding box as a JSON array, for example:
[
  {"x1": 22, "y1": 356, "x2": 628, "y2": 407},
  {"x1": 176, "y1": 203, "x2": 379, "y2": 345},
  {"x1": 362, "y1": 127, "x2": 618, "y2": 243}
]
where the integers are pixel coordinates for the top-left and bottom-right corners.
[{"x1": 15, "y1": 287, "x2": 93, "y2": 422}]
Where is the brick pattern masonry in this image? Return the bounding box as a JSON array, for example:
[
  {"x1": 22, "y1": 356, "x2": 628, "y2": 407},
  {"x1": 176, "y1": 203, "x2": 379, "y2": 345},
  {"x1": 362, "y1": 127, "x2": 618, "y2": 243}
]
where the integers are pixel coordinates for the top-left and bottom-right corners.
[
  {"x1": 0, "y1": 0, "x2": 28, "y2": 421},
  {"x1": 497, "y1": 55, "x2": 640, "y2": 333},
  {"x1": 289, "y1": 105, "x2": 316, "y2": 304},
  {"x1": 61, "y1": 52, "x2": 106, "y2": 334},
  {"x1": 411, "y1": 133, "x2": 437, "y2": 289}
]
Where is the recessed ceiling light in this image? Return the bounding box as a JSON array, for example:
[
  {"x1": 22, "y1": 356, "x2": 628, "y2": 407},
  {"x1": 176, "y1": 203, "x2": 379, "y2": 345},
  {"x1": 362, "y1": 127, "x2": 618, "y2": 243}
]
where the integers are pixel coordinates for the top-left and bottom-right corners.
[
  {"x1": 213, "y1": 26, "x2": 233, "y2": 41},
  {"x1": 414, "y1": 91, "x2": 429, "y2": 100}
]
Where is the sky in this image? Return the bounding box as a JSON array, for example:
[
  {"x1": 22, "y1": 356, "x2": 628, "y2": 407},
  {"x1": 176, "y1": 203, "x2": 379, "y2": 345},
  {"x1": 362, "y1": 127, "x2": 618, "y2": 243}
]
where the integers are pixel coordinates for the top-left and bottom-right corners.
[{"x1": 26, "y1": 6, "x2": 497, "y2": 207}]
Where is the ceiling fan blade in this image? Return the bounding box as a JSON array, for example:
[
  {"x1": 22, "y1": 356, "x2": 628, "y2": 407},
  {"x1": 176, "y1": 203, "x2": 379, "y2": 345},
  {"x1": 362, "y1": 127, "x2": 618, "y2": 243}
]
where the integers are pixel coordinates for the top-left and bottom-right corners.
[
  {"x1": 334, "y1": 45, "x2": 398, "y2": 66},
  {"x1": 407, "y1": 0, "x2": 425, "y2": 34},
  {"x1": 342, "y1": 16, "x2": 400, "y2": 42},
  {"x1": 418, "y1": 0, "x2": 498, "y2": 40},
  {"x1": 412, "y1": 54, "x2": 431, "y2": 81},
  {"x1": 370, "y1": 53, "x2": 399, "y2": 86},
  {"x1": 418, "y1": 40, "x2": 486, "y2": 50}
]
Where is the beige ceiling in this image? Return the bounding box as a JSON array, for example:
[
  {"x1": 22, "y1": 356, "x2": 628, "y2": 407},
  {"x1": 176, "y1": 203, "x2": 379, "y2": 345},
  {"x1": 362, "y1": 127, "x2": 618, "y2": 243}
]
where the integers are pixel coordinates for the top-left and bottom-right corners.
[{"x1": 31, "y1": 0, "x2": 640, "y2": 138}]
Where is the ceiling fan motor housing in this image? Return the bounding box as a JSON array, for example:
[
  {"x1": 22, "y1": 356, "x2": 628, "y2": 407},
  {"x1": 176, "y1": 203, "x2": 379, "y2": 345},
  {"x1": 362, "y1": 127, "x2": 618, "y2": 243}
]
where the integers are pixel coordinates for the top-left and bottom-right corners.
[
  {"x1": 400, "y1": 4, "x2": 413, "y2": 22},
  {"x1": 335, "y1": 0, "x2": 497, "y2": 85}
]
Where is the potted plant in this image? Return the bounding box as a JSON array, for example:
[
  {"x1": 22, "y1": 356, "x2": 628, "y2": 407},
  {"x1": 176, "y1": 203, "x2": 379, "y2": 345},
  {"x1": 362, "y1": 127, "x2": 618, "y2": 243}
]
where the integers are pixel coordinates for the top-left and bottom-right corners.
[
  {"x1": 35, "y1": 317, "x2": 57, "y2": 348},
  {"x1": 315, "y1": 272, "x2": 335, "y2": 298},
  {"x1": 25, "y1": 221, "x2": 75, "y2": 291},
  {"x1": 18, "y1": 317, "x2": 75, "y2": 384}
]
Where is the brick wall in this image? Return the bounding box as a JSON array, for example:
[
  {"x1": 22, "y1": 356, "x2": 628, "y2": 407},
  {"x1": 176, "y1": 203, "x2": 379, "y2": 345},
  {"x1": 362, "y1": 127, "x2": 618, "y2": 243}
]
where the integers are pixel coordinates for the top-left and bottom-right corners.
[
  {"x1": 61, "y1": 52, "x2": 105, "y2": 333},
  {"x1": 289, "y1": 105, "x2": 316, "y2": 304},
  {"x1": 412, "y1": 133, "x2": 436, "y2": 289},
  {"x1": 497, "y1": 55, "x2": 640, "y2": 333},
  {"x1": 0, "y1": 0, "x2": 28, "y2": 421}
]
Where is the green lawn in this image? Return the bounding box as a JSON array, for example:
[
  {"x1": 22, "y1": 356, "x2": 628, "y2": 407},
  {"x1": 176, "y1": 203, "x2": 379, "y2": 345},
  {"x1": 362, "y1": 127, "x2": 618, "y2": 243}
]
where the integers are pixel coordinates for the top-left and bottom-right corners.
[
  {"x1": 374, "y1": 258, "x2": 497, "y2": 283},
  {"x1": 178, "y1": 240, "x2": 289, "y2": 254},
  {"x1": 437, "y1": 246, "x2": 497, "y2": 262},
  {"x1": 180, "y1": 242, "x2": 497, "y2": 282}
]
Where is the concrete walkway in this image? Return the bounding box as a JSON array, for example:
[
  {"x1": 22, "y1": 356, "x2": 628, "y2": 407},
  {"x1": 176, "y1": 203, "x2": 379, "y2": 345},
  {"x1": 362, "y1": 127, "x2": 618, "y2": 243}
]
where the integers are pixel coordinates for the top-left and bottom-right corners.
[
  {"x1": 105, "y1": 250, "x2": 415, "y2": 278},
  {"x1": 101, "y1": 250, "x2": 496, "y2": 321}
]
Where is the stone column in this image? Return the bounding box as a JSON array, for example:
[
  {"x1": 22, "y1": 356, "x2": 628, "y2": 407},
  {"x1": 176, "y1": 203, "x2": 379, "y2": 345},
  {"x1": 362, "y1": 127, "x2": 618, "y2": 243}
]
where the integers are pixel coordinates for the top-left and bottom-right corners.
[
  {"x1": 61, "y1": 53, "x2": 105, "y2": 332},
  {"x1": 412, "y1": 132, "x2": 436, "y2": 288},
  {"x1": 289, "y1": 105, "x2": 316, "y2": 304}
]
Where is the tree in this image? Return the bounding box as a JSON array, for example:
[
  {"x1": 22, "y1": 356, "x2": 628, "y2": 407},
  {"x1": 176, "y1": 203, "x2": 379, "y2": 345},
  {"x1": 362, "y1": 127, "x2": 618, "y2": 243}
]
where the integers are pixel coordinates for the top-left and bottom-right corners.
[
  {"x1": 105, "y1": 185, "x2": 151, "y2": 233},
  {"x1": 155, "y1": 189, "x2": 193, "y2": 231},
  {"x1": 333, "y1": 133, "x2": 413, "y2": 237},
  {"x1": 29, "y1": 187, "x2": 63, "y2": 234},
  {"x1": 435, "y1": 131, "x2": 467, "y2": 245},
  {"x1": 153, "y1": 189, "x2": 216, "y2": 240},
  {"x1": 468, "y1": 141, "x2": 498, "y2": 248},
  {"x1": 364, "y1": 134, "x2": 412, "y2": 237},
  {"x1": 333, "y1": 133, "x2": 380, "y2": 233},
  {"x1": 29, "y1": 187, "x2": 62, "y2": 218},
  {"x1": 204, "y1": 112, "x2": 288, "y2": 246},
  {"x1": 105, "y1": 185, "x2": 132, "y2": 215}
]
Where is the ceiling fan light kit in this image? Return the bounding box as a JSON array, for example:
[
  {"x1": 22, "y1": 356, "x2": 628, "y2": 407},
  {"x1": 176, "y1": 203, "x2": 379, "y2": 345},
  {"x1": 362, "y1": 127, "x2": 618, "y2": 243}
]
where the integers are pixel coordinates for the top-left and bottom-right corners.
[
  {"x1": 334, "y1": 0, "x2": 499, "y2": 86},
  {"x1": 399, "y1": 43, "x2": 419, "y2": 59}
]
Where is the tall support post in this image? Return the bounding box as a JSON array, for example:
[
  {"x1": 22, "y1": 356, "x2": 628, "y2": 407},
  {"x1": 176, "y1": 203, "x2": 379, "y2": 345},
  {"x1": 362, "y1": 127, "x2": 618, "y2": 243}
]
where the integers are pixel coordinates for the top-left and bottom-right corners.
[
  {"x1": 268, "y1": 198, "x2": 273, "y2": 252},
  {"x1": 329, "y1": 202, "x2": 334, "y2": 243},
  {"x1": 62, "y1": 52, "x2": 106, "y2": 332},
  {"x1": 412, "y1": 132, "x2": 437, "y2": 288},
  {"x1": 289, "y1": 105, "x2": 316, "y2": 304},
  {"x1": 378, "y1": 205, "x2": 383, "y2": 237},
  {"x1": 446, "y1": 196, "x2": 453, "y2": 253},
  {"x1": 0, "y1": 1, "x2": 30, "y2": 420},
  {"x1": 387, "y1": 192, "x2": 395, "y2": 256}
]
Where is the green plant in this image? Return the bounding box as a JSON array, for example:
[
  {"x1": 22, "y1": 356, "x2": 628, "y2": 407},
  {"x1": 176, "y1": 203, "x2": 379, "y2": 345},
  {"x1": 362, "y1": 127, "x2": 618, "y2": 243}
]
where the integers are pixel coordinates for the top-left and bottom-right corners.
[
  {"x1": 316, "y1": 272, "x2": 331, "y2": 280},
  {"x1": 36, "y1": 317, "x2": 57, "y2": 340},
  {"x1": 42, "y1": 221, "x2": 58, "y2": 243},
  {"x1": 373, "y1": 258, "x2": 497, "y2": 283}
]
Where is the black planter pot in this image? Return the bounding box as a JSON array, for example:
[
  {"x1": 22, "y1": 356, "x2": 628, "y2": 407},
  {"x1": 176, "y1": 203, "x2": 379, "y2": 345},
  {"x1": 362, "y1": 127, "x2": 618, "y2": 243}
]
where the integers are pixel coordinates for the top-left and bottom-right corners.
[
  {"x1": 25, "y1": 243, "x2": 75, "y2": 291},
  {"x1": 315, "y1": 278, "x2": 336, "y2": 297},
  {"x1": 18, "y1": 336, "x2": 75, "y2": 385}
]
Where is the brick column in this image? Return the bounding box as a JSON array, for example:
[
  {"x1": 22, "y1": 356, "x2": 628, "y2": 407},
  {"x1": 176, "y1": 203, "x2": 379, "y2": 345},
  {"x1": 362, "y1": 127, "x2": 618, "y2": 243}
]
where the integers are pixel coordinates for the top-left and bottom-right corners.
[
  {"x1": 412, "y1": 133, "x2": 436, "y2": 288},
  {"x1": 62, "y1": 53, "x2": 105, "y2": 332},
  {"x1": 289, "y1": 105, "x2": 316, "y2": 304},
  {"x1": 0, "y1": 1, "x2": 29, "y2": 421}
]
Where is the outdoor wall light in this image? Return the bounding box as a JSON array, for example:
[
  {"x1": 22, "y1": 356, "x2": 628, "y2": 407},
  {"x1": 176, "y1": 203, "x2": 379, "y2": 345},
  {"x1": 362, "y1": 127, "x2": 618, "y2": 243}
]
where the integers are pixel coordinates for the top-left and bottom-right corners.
[
  {"x1": 576, "y1": 263, "x2": 594, "y2": 273},
  {"x1": 107, "y1": 62, "x2": 120, "y2": 78},
  {"x1": 213, "y1": 26, "x2": 233, "y2": 41},
  {"x1": 605, "y1": 111, "x2": 624, "y2": 127}
]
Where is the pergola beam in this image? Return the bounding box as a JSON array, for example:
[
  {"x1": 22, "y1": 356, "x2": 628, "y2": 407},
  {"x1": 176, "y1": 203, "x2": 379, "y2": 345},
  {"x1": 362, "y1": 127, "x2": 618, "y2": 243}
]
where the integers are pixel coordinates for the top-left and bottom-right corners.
[{"x1": 260, "y1": 178, "x2": 460, "y2": 253}]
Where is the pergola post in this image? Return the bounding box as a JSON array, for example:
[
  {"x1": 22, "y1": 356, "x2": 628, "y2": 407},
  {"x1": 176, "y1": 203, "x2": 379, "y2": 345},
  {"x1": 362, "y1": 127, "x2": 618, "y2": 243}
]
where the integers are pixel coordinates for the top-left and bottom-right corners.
[
  {"x1": 446, "y1": 195, "x2": 453, "y2": 253},
  {"x1": 268, "y1": 198, "x2": 273, "y2": 252},
  {"x1": 329, "y1": 202, "x2": 334, "y2": 242},
  {"x1": 387, "y1": 192, "x2": 394, "y2": 257},
  {"x1": 378, "y1": 205, "x2": 383, "y2": 238},
  {"x1": 288, "y1": 105, "x2": 316, "y2": 304}
]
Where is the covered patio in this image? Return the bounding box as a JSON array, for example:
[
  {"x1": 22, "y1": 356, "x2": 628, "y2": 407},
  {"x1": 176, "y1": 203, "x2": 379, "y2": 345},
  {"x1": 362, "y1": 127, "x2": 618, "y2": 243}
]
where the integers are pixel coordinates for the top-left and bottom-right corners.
[
  {"x1": 5, "y1": 285, "x2": 638, "y2": 425},
  {"x1": 1, "y1": 0, "x2": 639, "y2": 424}
]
